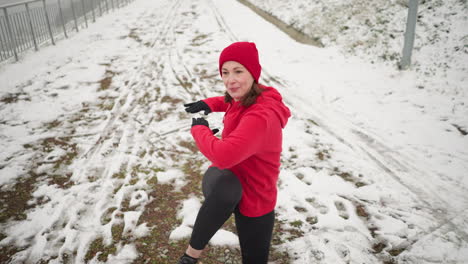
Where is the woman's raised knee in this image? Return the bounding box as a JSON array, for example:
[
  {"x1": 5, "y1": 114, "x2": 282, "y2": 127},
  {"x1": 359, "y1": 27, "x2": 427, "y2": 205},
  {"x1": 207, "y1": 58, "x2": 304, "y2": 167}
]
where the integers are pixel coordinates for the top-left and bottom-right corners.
[{"x1": 202, "y1": 167, "x2": 242, "y2": 205}]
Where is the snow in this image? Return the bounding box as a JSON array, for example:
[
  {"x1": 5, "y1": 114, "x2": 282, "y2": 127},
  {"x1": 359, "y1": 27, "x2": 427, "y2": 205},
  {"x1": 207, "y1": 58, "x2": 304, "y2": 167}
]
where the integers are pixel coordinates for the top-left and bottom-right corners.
[{"x1": 0, "y1": 0, "x2": 467, "y2": 263}]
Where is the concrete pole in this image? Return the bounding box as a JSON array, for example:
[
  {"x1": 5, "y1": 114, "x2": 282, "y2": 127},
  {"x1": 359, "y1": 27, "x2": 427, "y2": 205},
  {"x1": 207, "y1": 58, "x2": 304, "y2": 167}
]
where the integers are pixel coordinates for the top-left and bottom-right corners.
[{"x1": 399, "y1": 0, "x2": 419, "y2": 70}]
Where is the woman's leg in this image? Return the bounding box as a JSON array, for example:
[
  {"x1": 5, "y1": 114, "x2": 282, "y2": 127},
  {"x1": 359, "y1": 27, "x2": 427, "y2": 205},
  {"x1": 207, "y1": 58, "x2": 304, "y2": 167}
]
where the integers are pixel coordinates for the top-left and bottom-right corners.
[
  {"x1": 188, "y1": 167, "x2": 242, "y2": 251},
  {"x1": 234, "y1": 208, "x2": 275, "y2": 264}
]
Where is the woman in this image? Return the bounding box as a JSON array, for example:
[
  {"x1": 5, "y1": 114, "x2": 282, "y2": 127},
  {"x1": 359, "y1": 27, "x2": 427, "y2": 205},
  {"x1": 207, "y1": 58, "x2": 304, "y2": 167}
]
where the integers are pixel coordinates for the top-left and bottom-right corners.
[{"x1": 178, "y1": 42, "x2": 291, "y2": 264}]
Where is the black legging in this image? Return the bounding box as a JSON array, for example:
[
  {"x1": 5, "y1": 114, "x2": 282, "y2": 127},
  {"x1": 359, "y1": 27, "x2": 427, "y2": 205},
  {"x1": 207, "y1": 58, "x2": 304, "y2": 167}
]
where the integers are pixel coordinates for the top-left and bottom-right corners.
[{"x1": 189, "y1": 167, "x2": 275, "y2": 264}]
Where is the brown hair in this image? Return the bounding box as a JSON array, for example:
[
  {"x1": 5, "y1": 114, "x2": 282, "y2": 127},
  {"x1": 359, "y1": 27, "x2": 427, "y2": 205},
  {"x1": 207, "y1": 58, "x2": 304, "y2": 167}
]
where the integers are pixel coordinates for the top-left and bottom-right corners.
[{"x1": 224, "y1": 82, "x2": 264, "y2": 107}]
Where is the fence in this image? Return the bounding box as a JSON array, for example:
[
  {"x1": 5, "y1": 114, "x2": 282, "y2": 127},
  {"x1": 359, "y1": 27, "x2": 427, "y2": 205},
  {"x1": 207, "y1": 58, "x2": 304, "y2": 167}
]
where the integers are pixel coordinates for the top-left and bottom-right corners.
[{"x1": 0, "y1": 0, "x2": 133, "y2": 62}]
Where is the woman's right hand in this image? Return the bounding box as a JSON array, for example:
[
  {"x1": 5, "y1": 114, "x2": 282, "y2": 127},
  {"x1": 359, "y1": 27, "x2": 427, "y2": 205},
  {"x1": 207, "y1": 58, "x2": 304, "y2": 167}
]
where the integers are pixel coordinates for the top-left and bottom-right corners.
[{"x1": 184, "y1": 101, "x2": 212, "y2": 115}]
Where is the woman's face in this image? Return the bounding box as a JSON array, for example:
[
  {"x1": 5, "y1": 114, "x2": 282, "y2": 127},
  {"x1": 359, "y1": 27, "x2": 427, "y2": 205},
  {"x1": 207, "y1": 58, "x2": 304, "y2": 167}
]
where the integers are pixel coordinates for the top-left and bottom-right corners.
[{"x1": 221, "y1": 61, "x2": 254, "y2": 101}]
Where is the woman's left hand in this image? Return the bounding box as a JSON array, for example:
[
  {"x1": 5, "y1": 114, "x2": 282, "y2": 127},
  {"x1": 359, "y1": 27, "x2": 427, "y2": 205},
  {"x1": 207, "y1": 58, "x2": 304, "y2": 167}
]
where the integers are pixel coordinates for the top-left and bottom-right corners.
[
  {"x1": 191, "y1": 117, "x2": 209, "y2": 127},
  {"x1": 191, "y1": 118, "x2": 219, "y2": 135}
]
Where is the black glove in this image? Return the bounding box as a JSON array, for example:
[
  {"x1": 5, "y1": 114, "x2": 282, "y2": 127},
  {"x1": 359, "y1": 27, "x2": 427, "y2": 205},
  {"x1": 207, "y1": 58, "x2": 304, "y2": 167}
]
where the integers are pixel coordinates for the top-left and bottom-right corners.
[
  {"x1": 191, "y1": 117, "x2": 209, "y2": 127},
  {"x1": 191, "y1": 118, "x2": 219, "y2": 135},
  {"x1": 184, "y1": 101, "x2": 211, "y2": 115}
]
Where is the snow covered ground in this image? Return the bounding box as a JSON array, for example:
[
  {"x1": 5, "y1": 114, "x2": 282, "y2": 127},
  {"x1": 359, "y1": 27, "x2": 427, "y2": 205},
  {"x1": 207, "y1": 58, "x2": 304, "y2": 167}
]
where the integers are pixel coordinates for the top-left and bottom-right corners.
[{"x1": 0, "y1": 0, "x2": 467, "y2": 263}]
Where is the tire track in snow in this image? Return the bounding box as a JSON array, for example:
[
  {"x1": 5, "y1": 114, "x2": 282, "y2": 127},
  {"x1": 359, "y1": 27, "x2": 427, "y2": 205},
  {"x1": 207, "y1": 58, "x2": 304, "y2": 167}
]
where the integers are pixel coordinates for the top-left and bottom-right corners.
[
  {"x1": 81, "y1": 0, "x2": 184, "y2": 160},
  {"x1": 279, "y1": 82, "x2": 468, "y2": 260}
]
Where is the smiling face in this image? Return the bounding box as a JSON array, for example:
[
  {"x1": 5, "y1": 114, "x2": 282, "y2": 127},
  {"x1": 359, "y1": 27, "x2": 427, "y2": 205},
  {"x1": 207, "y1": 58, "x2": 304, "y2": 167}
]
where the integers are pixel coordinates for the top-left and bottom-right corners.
[{"x1": 221, "y1": 61, "x2": 255, "y2": 101}]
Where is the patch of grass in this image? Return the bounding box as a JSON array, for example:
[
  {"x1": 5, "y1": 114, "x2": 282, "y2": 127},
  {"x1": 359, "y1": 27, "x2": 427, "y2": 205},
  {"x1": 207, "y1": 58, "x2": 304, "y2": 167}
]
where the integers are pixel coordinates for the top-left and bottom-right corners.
[
  {"x1": 295, "y1": 172, "x2": 305, "y2": 180},
  {"x1": 129, "y1": 178, "x2": 138, "y2": 185},
  {"x1": 41, "y1": 137, "x2": 68, "y2": 152},
  {"x1": 37, "y1": 137, "x2": 79, "y2": 172},
  {"x1": 99, "y1": 76, "x2": 113, "y2": 91},
  {"x1": 191, "y1": 33, "x2": 210, "y2": 46},
  {"x1": 99, "y1": 101, "x2": 115, "y2": 111},
  {"x1": 273, "y1": 218, "x2": 305, "y2": 244},
  {"x1": 0, "y1": 171, "x2": 41, "y2": 223},
  {"x1": 335, "y1": 201, "x2": 349, "y2": 220},
  {"x1": 306, "y1": 216, "x2": 318, "y2": 225},
  {"x1": 388, "y1": 247, "x2": 406, "y2": 256},
  {"x1": 133, "y1": 183, "x2": 186, "y2": 263},
  {"x1": 112, "y1": 166, "x2": 127, "y2": 179},
  {"x1": 179, "y1": 140, "x2": 198, "y2": 153},
  {"x1": 290, "y1": 220, "x2": 303, "y2": 228},
  {"x1": 332, "y1": 167, "x2": 368, "y2": 188},
  {"x1": 316, "y1": 149, "x2": 331, "y2": 161},
  {"x1": 146, "y1": 176, "x2": 158, "y2": 188},
  {"x1": 137, "y1": 150, "x2": 147, "y2": 159},
  {"x1": 154, "y1": 110, "x2": 169, "y2": 121},
  {"x1": 355, "y1": 203, "x2": 370, "y2": 219},
  {"x1": 0, "y1": 92, "x2": 30, "y2": 104},
  {"x1": 113, "y1": 183, "x2": 123, "y2": 194},
  {"x1": 128, "y1": 28, "x2": 142, "y2": 43},
  {"x1": 112, "y1": 223, "x2": 125, "y2": 242},
  {"x1": 48, "y1": 173, "x2": 74, "y2": 189},
  {"x1": 373, "y1": 242, "x2": 386, "y2": 253},
  {"x1": 84, "y1": 237, "x2": 117, "y2": 262},
  {"x1": 100, "y1": 207, "x2": 117, "y2": 225},
  {"x1": 294, "y1": 206, "x2": 307, "y2": 213},
  {"x1": 98, "y1": 70, "x2": 115, "y2": 91},
  {"x1": 0, "y1": 244, "x2": 22, "y2": 264},
  {"x1": 161, "y1": 96, "x2": 183, "y2": 105},
  {"x1": 45, "y1": 119, "x2": 62, "y2": 129},
  {"x1": 307, "y1": 118, "x2": 319, "y2": 126},
  {"x1": 120, "y1": 194, "x2": 132, "y2": 212}
]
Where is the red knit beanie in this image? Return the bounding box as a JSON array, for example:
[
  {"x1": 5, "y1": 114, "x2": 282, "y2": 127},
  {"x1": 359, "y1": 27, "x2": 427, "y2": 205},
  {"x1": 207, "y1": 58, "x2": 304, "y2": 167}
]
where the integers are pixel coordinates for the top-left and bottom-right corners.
[{"x1": 219, "y1": 42, "x2": 262, "y2": 82}]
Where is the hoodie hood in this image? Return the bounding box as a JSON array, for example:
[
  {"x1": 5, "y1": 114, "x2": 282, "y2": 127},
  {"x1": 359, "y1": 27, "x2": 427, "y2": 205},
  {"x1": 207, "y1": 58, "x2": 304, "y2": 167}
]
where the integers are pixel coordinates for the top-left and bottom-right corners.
[{"x1": 257, "y1": 85, "x2": 291, "y2": 128}]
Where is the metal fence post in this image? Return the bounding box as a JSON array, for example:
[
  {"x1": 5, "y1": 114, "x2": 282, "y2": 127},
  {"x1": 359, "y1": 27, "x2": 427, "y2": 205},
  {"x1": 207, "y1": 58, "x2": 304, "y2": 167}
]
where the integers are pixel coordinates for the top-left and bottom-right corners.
[
  {"x1": 399, "y1": 0, "x2": 419, "y2": 70},
  {"x1": 110, "y1": 0, "x2": 114, "y2": 11},
  {"x1": 3, "y1": 7, "x2": 19, "y2": 61},
  {"x1": 98, "y1": 0, "x2": 102, "y2": 16},
  {"x1": 57, "y1": 0, "x2": 68, "y2": 38},
  {"x1": 91, "y1": 0, "x2": 96, "y2": 22},
  {"x1": 81, "y1": 0, "x2": 88, "y2": 27},
  {"x1": 42, "y1": 0, "x2": 55, "y2": 45},
  {"x1": 104, "y1": 0, "x2": 109, "y2": 13},
  {"x1": 70, "y1": 0, "x2": 79, "y2": 32},
  {"x1": 25, "y1": 3, "x2": 38, "y2": 51}
]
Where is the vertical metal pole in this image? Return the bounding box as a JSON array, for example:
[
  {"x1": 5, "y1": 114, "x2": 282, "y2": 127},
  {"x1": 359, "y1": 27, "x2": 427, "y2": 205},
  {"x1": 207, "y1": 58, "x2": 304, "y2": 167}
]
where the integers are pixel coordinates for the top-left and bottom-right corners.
[
  {"x1": 32, "y1": 8, "x2": 44, "y2": 43},
  {"x1": 3, "y1": 7, "x2": 18, "y2": 61},
  {"x1": 42, "y1": 0, "x2": 55, "y2": 45},
  {"x1": 98, "y1": 0, "x2": 102, "y2": 16},
  {"x1": 104, "y1": 0, "x2": 109, "y2": 14},
  {"x1": 57, "y1": 0, "x2": 68, "y2": 38},
  {"x1": 110, "y1": 0, "x2": 114, "y2": 11},
  {"x1": 91, "y1": 0, "x2": 95, "y2": 22},
  {"x1": 70, "y1": 0, "x2": 78, "y2": 32},
  {"x1": 0, "y1": 19, "x2": 5, "y2": 60},
  {"x1": 0, "y1": 31, "x2": 5, "y2": 60},
  {"x1": 25, "y1": 4, "x2": 38, "y2": 51},
  {"x1": 400, "y1": 0, "x2": 419, "y2": 70},
  {"x1": 81, "y1": 0, "x2": 88, "y2": 28},
  {"x1": 15, "y1": 12, "x2": 26, "y2": 51},
  {"x1": 21, "y1": 12, "x2": 31, "y2": 50}
]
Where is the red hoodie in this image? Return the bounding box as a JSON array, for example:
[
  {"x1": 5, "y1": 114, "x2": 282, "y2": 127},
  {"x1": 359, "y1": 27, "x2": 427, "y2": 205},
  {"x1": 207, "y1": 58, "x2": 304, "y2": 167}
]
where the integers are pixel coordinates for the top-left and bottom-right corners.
[{"x1": 191, "y1": 86, "x2": 291, "y2": 217}]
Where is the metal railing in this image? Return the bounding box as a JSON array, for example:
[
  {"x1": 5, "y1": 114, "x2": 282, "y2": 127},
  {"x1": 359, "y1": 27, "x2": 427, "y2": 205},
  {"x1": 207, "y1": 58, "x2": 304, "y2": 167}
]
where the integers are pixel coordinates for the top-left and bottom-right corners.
[{"x1": 0, "y1": 0, "x2": 133, "y2": 62}]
